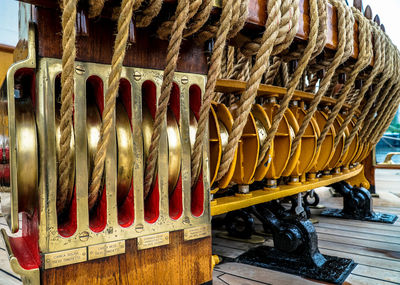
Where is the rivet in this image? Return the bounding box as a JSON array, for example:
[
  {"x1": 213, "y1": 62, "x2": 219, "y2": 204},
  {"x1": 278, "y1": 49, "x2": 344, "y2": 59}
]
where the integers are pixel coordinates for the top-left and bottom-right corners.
[
  {"x1": 181, "y1": 76, "x2": 189, "y2": 85},
  {"x1": 79, "y1": 231, "x2": 90, "y2": 241},
  {"x1": 134, "y1": 71, "x2": 142, "y2": 81},
  {"x1": 75, "y1": 65, "x2": 85, "y2": 75},
  {"x1": 135, "y1": 224, "x2": 144, "y2": 233}
]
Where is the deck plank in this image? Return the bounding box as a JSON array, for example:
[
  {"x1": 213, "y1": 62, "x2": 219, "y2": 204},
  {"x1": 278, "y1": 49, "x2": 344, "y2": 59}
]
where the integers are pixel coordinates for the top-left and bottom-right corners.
[
  {"x1": 315, "y1": 222, "x2": 400, "y2": 237},
  {"x1": 315, "y1": 227, "x2": 400, "y2": 244}
]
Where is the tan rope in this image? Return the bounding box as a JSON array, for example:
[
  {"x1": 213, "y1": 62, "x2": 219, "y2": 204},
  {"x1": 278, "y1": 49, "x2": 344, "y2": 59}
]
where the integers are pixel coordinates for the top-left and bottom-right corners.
[
  {"x1": 58, "y1": 0, "x2": 77, "y2": 214},
  {"x1": 360, "y1": 35, "x2": 397, "y2": 142},
  {"x1": 342, "y1": 23, "x2": 386, "y2": 153},
  {"x1": 333, "y1": 8, "x2": 373, "y2": 149},
  {"x1": 190, "y1": 0, "x2": 234, "y2": 186},
  {"x1": 264, "y1": 57, "x2": 282, "y2": 85},
  {"x1": 184, "y1": 0, "x2": 214, "y2": 37},
  {"x1": 143, "y1": 0, "x2": 190, "y2": 197},
  {"x1": 372, "y1": 90, "x2": 400, "y2": 146},
  {"x1": 256, "y1": 0, "x2": 319, "y2": 168},
  {"x1": 289, "y1": 0, "x2": 346, "y2": 157},
  {"x1": 88, "y1": 0, "x2": 137, "y2": 209},
  {"x1": 226, "y1": 46, "x2": 235, "y2": 78},
  {"x1": 215, "y1": 0, "x2": 285, "y2": 181},
  {"x1": 88, "y1": 0, "x2": 106, "y2": 18},
  {"x1": 315, "y1": 3, "x2": 372, "y2": 152},
  {"x1": 136, "y1": 0, "x2": 163, "y2": 28}
]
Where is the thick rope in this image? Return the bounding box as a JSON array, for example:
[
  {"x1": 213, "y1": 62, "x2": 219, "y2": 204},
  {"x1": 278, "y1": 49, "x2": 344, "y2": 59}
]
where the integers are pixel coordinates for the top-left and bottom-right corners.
[
  {"x1": 184, "y1": 0, "x2": 214, "y2": 37},
  {"x1": 143, "y1": 0, "x2": 190, "y2": 197},
  {"x1": 289, "y1": 0, "x2": 346, "y2": 157},
  {"x1": 360, "y1": 35, "x2": 397, "y2": 142},
  {"x1": 190, "y1": 0, "x2": 234, "y2": 186},
  {"x1": 136, "y1": 0, "x2": 163, "y2": 28},
  {"x1": 57, "y1": 0, "x2": 77, "y2": 214},
  {"x1": 157, "y1": 0, "x2": 200, "y2": 40},
  {"x1": 88, "y1": 0, "x2": 137, "y2": 209},
  {"x1": 256, "y1": 0, "x2": 319, "y2": 168},
  {"x1": 332, "y1": 8, "x2": 373, "y2": 149},
  {"x1": 342, "y1": 23, "x2": 386, "y2": 153},
  {"x1": 88, "y1": 0, "x2": 106, "y2": 18},
  {"x1": 214, "y1": 0, "x2": 283, "y2": 181},
  {"x1": 315, "y1": 3, "x2": 372, "y2": 152}
]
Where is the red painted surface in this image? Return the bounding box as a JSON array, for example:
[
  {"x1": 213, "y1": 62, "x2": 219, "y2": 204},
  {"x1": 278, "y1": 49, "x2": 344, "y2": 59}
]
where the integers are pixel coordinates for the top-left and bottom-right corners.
[
  {"x1": 189, "y1": 85, "x2": 204, "y2": 217},
  {"x1": 143, "y1": 80, "x2": 160, "y2": 223},
  {"x1": 118, "y1": 79, "x2": 135, "y2": 227}
]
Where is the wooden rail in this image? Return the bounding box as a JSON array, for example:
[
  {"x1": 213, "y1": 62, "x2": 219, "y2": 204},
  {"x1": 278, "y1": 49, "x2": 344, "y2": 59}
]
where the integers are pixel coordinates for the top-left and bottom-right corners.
[{"x1": 19, "y1": 0, "x2": 373, "y2": 63}]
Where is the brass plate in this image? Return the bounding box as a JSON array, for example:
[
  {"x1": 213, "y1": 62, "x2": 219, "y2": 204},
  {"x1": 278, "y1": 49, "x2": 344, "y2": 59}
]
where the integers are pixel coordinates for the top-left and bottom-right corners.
[
  {"x1": 184, "y1": 225, "x2": 211, "y2": 241},
  {"x1": 44, "y1": 247, "x2": 87, "y2": 269},
  {"x1": 88, "y1": 240, "x2": 125, "y2": 260},
  {"x1": 137, "y1": 232, "x2": 169, "y2": 250}
]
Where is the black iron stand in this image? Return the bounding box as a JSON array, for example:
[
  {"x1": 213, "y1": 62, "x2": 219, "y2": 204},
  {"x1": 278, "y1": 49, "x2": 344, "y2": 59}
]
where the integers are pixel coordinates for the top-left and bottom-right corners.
[
  {"x1": 320, "y1": 181, "x2": 398, "y2": 223},
  {"x1": 226, "y1": 202, "x2": 356, "y2": 284}
]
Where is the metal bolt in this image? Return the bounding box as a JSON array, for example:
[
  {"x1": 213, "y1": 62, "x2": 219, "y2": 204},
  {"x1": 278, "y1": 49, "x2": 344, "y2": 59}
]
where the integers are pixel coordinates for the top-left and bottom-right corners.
[
  {"x1": 75, "y1": 65, "x2": 85, "y2": 75},
  {"x1": 181, "y1": 76, "x2": 189, "y2": 85},
  {"x1": 135, "y1": 224, "x2": 144, "y2": 233},
  {"x1": 79, "y1": 231, "x2": 90, "y2": 242},
  {"x1": 133, "y1": 71, "x2": 142, "y2": 81}
]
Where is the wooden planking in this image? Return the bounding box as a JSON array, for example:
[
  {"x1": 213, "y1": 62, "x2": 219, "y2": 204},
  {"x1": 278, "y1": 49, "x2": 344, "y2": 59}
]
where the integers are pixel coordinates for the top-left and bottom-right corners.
[
  {"x1": 218, "y1": 273, "x2": 268, "y2": 285},
  {"x1": 345, "y1": 274, "x2": 399, "y2": 285},
  {"x1": 212, "y1": 244, "x2": 245, "y2": 259},
  {"x1": 41, "y1": 231, "x2": 212, "y2": 285},
  {"x1": 214, "y1": 263, "x2": 322, "y2": 285},
  {"x1": 0, "y1": 271, "x2": 21, "y2": 285},
  {"x1": 316, "y1": 216, "x2": 400, "y2": 231},
  {"x1": 34, "y1": 7, "x2": 208, "y2": 74},
  {"x1": 315, "y1": 222, "x2": 400, "y2": 237},
  {"x1": 315, "y1": 227, "x2": 400, "y2": 245}
]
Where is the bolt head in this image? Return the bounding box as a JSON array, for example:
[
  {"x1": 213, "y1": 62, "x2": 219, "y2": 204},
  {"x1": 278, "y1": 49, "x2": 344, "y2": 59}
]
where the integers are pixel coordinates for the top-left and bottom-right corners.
[
  {"x1": 133, "y1": 71, "x2": 142, "y2": 81},
  {"x1": 181, "y1": 76, "x2": 189, "y2": 85},
  {"x1": 79, "y1": 231, "x2": 90, "y2": 241},
  {"x1": 75, "y1": 65, "x2": 85, "y2": 75}
]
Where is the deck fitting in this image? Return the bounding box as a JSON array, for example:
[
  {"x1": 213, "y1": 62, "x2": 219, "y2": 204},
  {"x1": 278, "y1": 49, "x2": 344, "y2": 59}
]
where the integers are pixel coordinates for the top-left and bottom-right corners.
[{"x1": 321, "y1": 182, "x2": 398, "y2": 224}]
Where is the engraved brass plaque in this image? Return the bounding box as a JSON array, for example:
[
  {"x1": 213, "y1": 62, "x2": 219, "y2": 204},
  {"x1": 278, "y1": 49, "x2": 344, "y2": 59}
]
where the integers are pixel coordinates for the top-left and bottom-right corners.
[
  {"x1": 44, "y1": 247, "x2": 87, "y2": 269},
  {"x1": 88, "y1": 240, "x2": 126, "y2": 260},
  {"x1": 137, "y1": 232, "x2": 169, "y2": 250},
  {"x1": 184, "y1": 225, "x2": 211, "y2": 241}
]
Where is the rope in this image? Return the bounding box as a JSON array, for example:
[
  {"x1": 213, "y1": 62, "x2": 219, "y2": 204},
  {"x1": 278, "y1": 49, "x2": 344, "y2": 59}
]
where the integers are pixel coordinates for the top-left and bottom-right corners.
[
  {"x1": 88, "y1": 0, "x2": 107, "y2": 18},
  {"x1": 342, "y1": 22, "x2": 386, "y2": 153},
  {"x1": 57, "y1": 0, "x2": 77, "y2": 214},
  {"x1": 213, "y1": 0, "x2": 284, "y2": 182},
  {"x1": 184, "y1": 0, "x2": 214, "y2": 37},
  {"x1": 264, "y1": 57, "x2": 282, "y2": 85},
  {"x1": 360, "y1": 35, "x2": 397, "y2": 142},
  {"x1": 136, "y1": 0, "x2": 163, "y2": 28},
  {"x1": 88, "y1": 0, "x2": 137, "y2": 209},
  {"x1": 143, "y1": 0, "x2": 190, "y2": 197},
  {"x1": 332, "y1": 7, "x2": 373, "y2": 149},
  {"x1": 256, "y1": 0, "x2": 319, "y2": 168},
  {"x1": 289, "y1": 0, "x2": 346, "y2": 158},
  {"x1": 315, "y1": 2, "x2": 372, "y2": 153},
  {"x1": 190, "y1": 0, "x2": 234, "y2": 186}
]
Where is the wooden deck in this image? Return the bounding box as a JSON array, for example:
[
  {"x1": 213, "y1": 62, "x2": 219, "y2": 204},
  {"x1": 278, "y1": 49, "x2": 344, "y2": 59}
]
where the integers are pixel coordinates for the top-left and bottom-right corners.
[{"x1": 0, "y1": 169, "x2": 399, "y2": 284}]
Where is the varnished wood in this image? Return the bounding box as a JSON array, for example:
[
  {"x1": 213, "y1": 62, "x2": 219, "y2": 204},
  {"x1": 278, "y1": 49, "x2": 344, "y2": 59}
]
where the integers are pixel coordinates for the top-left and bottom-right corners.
[
  {"x1": 40, "y1": 231, "x2": 212, "y2": 285},
  {"x1": 215, "y1": 79, "x2": 357, "y2": 111},
  {"x1": 362, "y1": 151, "x2": 376, "y2": 193},
  {"x1": 23, "y1": 0, "x2": 373, "y2": 64},
  {"x1": 34, "y1": 7, "x2": 208, "y2": 74}
]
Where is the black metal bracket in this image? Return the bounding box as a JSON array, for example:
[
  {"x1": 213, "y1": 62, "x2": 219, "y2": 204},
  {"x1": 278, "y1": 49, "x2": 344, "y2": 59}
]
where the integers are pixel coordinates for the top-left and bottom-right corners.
[
  {"x1": 320, "y1": 182, "x2": 398, "y2": 224},
  {"x1": 234, "y1": 202, "x2": 356, "y2": 284}
]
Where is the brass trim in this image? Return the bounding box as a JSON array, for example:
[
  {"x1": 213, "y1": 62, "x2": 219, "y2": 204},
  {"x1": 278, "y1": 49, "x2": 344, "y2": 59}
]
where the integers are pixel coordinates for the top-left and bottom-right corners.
[{"x1": 0, "y1": 229, "x2": 40, "y2": 285}]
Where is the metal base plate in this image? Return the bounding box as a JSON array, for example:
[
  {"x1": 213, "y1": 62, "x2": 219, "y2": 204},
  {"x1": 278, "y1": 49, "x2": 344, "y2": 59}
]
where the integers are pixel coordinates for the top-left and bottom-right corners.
[
  {"x1": 320, "y1": 208, "x2": 398, "y2": 224},
  {"x1": 236, "y1": 246, "x2": 356, "y2": 284}
]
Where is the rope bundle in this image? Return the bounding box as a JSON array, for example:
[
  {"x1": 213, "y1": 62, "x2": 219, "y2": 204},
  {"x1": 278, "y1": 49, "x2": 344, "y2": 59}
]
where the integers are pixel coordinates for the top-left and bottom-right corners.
[{"x1": 56, "y1": 0, "x2": 400, "y2": 208}]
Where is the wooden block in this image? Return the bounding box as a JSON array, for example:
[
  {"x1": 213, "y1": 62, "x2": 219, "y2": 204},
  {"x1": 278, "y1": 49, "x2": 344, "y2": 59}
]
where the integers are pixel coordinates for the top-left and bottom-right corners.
[{"x1": 41, "y1": 231, "x2": 212, "y2": 285}]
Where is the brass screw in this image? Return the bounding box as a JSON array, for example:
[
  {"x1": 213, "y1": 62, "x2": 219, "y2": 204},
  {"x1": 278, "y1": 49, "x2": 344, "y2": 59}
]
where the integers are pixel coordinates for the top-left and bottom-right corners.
[
  {"x1": 79, "y1": 231, "x2": 90, "y2": 241},
  {"x1": 181, "y1": 76, "x2": 189, "y2": 85},
  {"x1": 135, "y1": 224, "x2": 144, "y2": 233},
  {"x1": 75, "y1": 65, "x2": 85, "y2": 75},
  {"x1": 134, "y1": 71, "x2": 142, "y2": 81}
]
